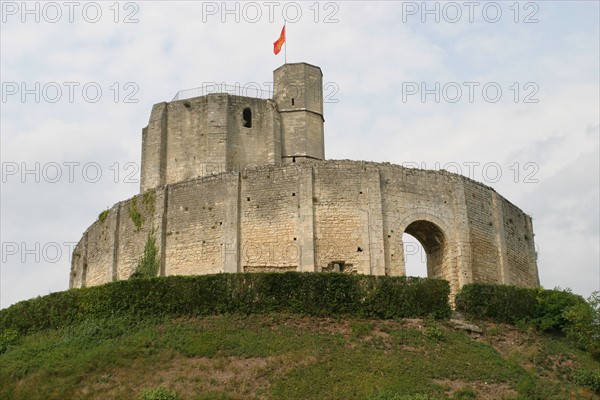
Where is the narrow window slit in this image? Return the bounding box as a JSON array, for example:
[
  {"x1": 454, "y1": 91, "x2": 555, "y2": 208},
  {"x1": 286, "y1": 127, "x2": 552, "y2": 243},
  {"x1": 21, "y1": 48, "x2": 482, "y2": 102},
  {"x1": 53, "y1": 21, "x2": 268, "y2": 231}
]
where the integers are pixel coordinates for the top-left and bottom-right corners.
[{"x1": 243, "y1": 107, "x2": 252, "y2": 128}]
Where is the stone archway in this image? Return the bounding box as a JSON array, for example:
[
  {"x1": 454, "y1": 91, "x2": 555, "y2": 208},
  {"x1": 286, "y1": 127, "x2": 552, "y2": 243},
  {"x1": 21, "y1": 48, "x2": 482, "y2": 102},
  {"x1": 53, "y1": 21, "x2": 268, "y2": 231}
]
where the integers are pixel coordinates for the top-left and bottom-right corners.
[{"x1": 403, "y1": 220, "x2": 447, "y2": 279}]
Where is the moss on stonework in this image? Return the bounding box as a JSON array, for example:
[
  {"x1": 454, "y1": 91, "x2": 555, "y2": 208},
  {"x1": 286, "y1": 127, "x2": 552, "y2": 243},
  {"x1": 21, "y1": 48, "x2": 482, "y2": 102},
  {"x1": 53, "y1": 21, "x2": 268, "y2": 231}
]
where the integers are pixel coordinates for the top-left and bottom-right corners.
[
  {"x1": 98, "y1": 209, "x2": 109, "y2": 223},
  {"x1": 129, "y1": 191, "x2": 156, "y2": 232},
  {"x1": 142, "y1": 191, "x2": 156, "y2": 215},
  {"x1": 128, "y1": 196, "x2": 143, "y2": 231}
]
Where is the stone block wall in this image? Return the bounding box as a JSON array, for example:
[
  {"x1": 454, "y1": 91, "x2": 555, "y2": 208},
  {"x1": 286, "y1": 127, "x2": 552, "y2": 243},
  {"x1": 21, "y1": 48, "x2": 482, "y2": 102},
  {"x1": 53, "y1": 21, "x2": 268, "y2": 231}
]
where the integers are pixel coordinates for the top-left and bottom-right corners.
[
  {"x1": 164, "y1": 173, "x2": 236, "y2": 276},
  {"x1": 71, "y1": 160, "x2": 539, "y2": 297},
  {"x1": 240, "y1": 164, "x2": 302, "y2": 271},
  {"x1": 140, "y1": 94, "x2": 280, "y2": 192},
  {"x1": 313, "y1": 163, "x2": 375, "y2": 275},
  {"x1": 274, "y1": 63, "x2": 325, "y2": 162},
  {"x1": 140, "y1": 63, "x2": 326, "y2": 193},
  {"x1": 115, "y1": 190, "x2": 165, "y2": 280},
  {"x1": 71, "y1": 190, "x2": 164, "y2": 287},
  {"x1": 464, "y1": 179, "x2": 503, "y2": 284},
  {"x1": 84, "y1": 205, "x2": 118, "y2": 286},
  {"x1": 501, "y1": 199, "x2": 538, "y2": 286}
]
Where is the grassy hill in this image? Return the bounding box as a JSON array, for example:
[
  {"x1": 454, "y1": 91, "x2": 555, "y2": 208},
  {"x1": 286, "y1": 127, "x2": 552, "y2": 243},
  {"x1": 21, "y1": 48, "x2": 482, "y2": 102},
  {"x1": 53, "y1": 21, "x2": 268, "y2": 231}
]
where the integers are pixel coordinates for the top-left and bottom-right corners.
[
  {"x1": 1, "y1": 274, "x2": 598, "y2": 399},
  {"x1": 3, "y1": 314, "x2": 600, "y2": 399}
]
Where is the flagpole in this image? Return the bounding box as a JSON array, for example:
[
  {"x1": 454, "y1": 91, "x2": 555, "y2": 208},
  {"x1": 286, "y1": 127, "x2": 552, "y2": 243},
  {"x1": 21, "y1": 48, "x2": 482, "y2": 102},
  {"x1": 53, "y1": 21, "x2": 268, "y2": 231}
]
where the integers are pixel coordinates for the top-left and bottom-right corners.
[{"x1": 284, "y1": 20, "x2": 287, "y2": 64}]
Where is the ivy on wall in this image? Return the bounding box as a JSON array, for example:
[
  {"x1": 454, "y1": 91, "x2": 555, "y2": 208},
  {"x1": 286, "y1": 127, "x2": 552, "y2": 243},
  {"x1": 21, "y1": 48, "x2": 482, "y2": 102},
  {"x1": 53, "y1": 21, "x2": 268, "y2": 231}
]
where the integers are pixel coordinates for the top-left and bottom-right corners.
[
  {"x1": 128, "y1": 191, "x2": 156, "y2": 232},
  {"x1": 132, "y1": 230, "x2": 160, "y2": 279}
]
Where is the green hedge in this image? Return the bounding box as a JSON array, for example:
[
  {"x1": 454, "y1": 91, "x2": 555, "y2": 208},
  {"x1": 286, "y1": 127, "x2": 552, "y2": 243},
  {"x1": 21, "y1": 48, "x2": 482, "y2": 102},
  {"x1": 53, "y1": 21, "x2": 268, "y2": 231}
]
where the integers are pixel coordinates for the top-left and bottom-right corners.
[
  {"x1": 454, "y1": 283, "x2": 538, "y2": 324},
  {"x1": 0, "y1": 273, "x2": 451, "y2": 335},
  {"x1": 455, "y1": 283, "x2": 587, "y2": 332}
]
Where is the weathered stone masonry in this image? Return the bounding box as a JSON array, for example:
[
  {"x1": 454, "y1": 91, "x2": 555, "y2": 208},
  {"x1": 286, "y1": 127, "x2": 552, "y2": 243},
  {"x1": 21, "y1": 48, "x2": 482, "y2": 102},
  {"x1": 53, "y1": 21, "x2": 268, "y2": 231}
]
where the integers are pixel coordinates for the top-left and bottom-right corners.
[{"x1": 70, "y1": 63, "x2": 540, "y2": 296}]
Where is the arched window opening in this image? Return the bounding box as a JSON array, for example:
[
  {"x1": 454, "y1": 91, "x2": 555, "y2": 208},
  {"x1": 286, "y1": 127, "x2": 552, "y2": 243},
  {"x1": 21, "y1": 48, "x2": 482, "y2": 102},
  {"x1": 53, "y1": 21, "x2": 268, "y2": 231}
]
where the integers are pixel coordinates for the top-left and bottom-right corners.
[{"x1": 243, "y1": 107, "x2": 252, "y2": 128}]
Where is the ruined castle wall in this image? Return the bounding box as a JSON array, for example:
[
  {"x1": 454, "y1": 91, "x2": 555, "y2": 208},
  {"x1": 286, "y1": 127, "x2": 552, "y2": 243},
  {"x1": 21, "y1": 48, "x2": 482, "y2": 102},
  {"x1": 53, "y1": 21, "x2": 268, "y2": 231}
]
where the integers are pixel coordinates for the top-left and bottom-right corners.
[
  {"x1": 463, "y1": 179, "x2": 503, "y2": 284},
  {"x1": 378, "y1": 165, "x2": 467, "y2": 291},
  {"x1": 140, "y1": 103, "x2": 168, "y2": 193},
  {"x1": 460, "y1": 180, "x2": 538, "y2": 288},
  {"x1": 240, "y1": 165, "x2": 303, "y2": 272},
  {"x1": 83, "y1": 204, "x2": 118, "y2": 287},
  {"x1": 163, "y1": 174, "x2": 235, "y2": 276},
  {"x1": 165, "y1": 96, "x2": 223, "y2": 184},
  {"x1": 501, "y1": 199, "x2": 539, "y2": 287},
  {"x1": 140, "y1": 95, "x2": 279, "y2": 193},
  {"x1": 69, "y1": 234, "x2": 87, "y2": 288},
  {"x1": 313, "y1": 163, "x2": 373, "y2": 274},
  {"x1": 115, "y1": 189, "x2": 165, "y2": 280},
  {"x1": 226, "y1": 96, "x2": 280, "y2": 169},
  {"x1": 71, "y1": 161, "x2": 539, "y2": 296}
]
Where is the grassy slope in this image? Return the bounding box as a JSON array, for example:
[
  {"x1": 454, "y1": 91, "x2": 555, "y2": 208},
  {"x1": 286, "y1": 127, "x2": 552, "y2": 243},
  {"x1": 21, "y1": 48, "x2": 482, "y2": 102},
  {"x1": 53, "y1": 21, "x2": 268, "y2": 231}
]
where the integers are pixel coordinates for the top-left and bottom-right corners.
[{"x1": 1, "y1": 314, "x2": 598, "y2": 400}]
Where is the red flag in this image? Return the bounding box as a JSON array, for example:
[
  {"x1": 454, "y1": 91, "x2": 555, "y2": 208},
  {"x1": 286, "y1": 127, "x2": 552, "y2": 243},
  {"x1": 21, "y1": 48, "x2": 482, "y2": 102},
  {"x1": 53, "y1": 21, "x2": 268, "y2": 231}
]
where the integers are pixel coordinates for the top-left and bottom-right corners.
[{"x1": 273, "y1": 25, "x2": 285, "y2": 55}]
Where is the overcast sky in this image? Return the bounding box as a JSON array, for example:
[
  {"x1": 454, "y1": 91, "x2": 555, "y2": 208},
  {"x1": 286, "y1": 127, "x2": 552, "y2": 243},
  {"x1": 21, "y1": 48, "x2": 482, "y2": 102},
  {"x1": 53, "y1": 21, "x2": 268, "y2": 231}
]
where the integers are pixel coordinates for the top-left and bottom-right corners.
[{"x1": 1, "y1": 1, "x2": 598, "y2": 308}]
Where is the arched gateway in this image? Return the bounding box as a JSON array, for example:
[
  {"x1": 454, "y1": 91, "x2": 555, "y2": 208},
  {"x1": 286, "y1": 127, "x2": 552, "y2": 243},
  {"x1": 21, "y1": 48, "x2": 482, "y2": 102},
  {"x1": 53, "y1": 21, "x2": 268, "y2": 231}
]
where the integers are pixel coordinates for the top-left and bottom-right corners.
[{"x1": 403, "y1": 219, "x2": 447, "y2": 280}]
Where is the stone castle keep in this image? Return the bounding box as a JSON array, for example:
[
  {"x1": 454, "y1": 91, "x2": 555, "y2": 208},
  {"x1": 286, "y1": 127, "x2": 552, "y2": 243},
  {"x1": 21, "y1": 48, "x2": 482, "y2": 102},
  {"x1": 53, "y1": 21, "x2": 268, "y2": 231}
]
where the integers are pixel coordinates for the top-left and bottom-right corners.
[{"x1": 70, "y1": 63, "x2": 540, "y2": 296}]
